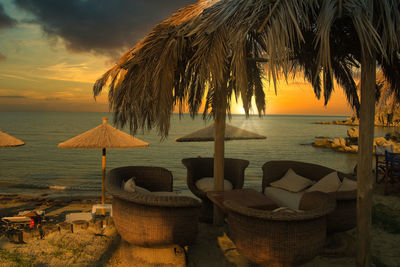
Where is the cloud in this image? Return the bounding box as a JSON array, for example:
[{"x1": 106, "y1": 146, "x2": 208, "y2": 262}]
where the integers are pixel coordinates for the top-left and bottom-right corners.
[
  {"x1": 0, "y1": 73, "x2": 38, "y2": 81},
  {"x1": 0, "y1": 95, "x2": 27, "y2": 98},
  {"x1": 0, "y1": 52, "x2": 6, "y2": 61},
  {"x1": 0, "y1": 3, "x2": 17, "y2": 30},
  {"x1": 14, "y1": 0, "x2": 197, "y2": 58}
]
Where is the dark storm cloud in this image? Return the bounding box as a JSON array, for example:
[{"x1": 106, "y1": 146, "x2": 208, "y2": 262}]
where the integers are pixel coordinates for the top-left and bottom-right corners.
[
  {"x1": 0, "y1": 4, "x2": 17, "y2": 30},
  {"x1": 14, "y1": 0, "x2": 196, "y2": 57}
]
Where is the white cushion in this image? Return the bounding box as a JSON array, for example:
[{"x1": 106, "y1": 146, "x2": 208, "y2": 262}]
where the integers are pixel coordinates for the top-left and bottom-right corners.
[
  {"x1": 270, "y1": 169, "x2": 314, "y2": 192},
  {"x1": 151, "y1": 191, "x2": 178, "y2": 196},
  {"x1": 123, "y1": 178, "x2": 150, "y2": 194},
  {"x1": 338, "y1": 177, "x2": 357, "y2": 192},
  {"x1": 264, "y1": 186, "x2": 305, "y2": 210},
  {"x1": 123, "y1": 178, "x2": 136, "y2": 192},
  {"x1": 135, "y1": 185, "x2": 150, "y2": 194},
  {"x1": 306, "y1": 172, "x2": 342, "y2": 193},
  {"x1": 195, "y1": 177, "x2": 233, "y2": 192}
]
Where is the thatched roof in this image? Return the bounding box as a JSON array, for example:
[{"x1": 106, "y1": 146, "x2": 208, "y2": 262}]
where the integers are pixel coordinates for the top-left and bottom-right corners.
[
  {"x1": 175, "y1": 123, "x2": 266, "y2": 142},
  {"x1": 0, "y1": 130, "x2": 25, "y2": 147},
  {"x1": 58, "y1": 117, "x2": 149, "y2": 149},
  {"x1": 93, "y1": 0, "x2": 400, "y2": 137}
]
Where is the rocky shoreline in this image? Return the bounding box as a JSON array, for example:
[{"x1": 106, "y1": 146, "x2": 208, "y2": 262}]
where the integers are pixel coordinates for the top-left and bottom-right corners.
[
  {"x1": 313, "y1": 127, "x2": 400, "y2": 154},
  {"x1": 315, "y1": 115, "x2": 400, "y2": 128}
]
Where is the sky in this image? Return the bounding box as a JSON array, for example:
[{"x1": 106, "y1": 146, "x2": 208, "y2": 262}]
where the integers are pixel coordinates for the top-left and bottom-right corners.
[{"x1": 0, "y1": 0, "x2": 354, "y2": 116}]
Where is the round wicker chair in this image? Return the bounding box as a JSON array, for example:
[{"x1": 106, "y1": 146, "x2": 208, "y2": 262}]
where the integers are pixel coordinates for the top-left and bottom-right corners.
[
  {"x1": 182, "y1": 157, "x2": 249, "y2": 222},
  {"x1": 225, "y1": 191, "x2": 336, "y2": 266},
  {"x1": 106, "y1": 166, "x2": 201, "y2": 247},
  {"x1": 262, "y1": 160, "x2": 357, "y2": 233}
]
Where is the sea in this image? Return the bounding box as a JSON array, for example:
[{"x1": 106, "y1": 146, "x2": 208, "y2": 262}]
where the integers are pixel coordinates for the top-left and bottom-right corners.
[{"x1": 0, "y1": 111, "x2": 393, "y2": 199}]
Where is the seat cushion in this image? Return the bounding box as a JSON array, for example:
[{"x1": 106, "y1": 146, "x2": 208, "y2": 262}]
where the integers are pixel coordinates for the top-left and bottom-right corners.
[
  {"x1": 123, "y1": 177, "x2": 136, "y2": 192},
  {"x1": 264, "y1": 186, "x2": 305, "y2": 210},
  {"x1": 151, "y1": 191, "x2": 178, "y2": 196},
  {"x1": 306, "y1": 172, "x2": 342, "y2": 193},
  {"x1": 270, "y1": 168, "x2": 314, "y2": 192},
  {"x1": 123, "y1": 178, "x2": 150, "y2": 194},
  {"x1": 195, "y1": 177, "x2": 233, "y2": 192},
  {"x1": 338, "y1": 177, "x2": 357, "y2": 192}
]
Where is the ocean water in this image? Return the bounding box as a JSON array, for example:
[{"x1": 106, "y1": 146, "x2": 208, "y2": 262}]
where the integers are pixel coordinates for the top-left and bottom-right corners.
[{"x1": 0, "y1": 111, "x2": 391, "y2": 199}]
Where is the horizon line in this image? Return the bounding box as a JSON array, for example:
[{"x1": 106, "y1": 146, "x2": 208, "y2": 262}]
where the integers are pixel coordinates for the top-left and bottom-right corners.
[{"x1": 0, "y1": 110, "x2": 352, "y2": 117}]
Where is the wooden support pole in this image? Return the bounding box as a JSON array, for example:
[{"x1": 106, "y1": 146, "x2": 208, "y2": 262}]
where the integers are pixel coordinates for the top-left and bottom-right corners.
[
  {"x1": 213, "y1": 84, "x2": 227, "y2": 226},
  {"x1": 356, "y1": 4, "x2": 375, "y2": 263},
  {"x1": 102, "y1": 148, "x2": 106, "y2": 205}
]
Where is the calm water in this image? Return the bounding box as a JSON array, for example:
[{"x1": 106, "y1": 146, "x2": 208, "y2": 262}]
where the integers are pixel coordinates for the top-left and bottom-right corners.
[{"x1": 0, "y1": 111, "x2": 392, "y2": 198}]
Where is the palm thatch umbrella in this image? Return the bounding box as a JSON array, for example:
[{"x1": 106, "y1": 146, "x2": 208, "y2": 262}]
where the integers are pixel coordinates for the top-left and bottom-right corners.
[
  {"x1": 0, "y1": 130, "x2": 24, "y2": 147},
  {"x1": 93, "y1": 0, "x2": 400, "y2": 263},
  {"x1": 175, "y1": 123, "x2": 266, "y2": 142},
  {"x1": 58, "y1": 117, "x2": 149, "y2": 204}
]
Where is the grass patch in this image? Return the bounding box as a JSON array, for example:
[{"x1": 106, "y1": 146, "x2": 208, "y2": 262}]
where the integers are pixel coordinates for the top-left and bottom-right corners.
[
  {"x1": 372, "y1": 203, "x2": 400, "y2": 234},
  {"x1": 0, "y1": 249, "x2": 32, "y2": 266}
]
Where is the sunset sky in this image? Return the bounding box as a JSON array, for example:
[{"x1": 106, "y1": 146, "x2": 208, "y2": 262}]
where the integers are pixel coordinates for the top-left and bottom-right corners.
[{"x1": 0, "y1": 0, "x2": 354, "y2": 116}]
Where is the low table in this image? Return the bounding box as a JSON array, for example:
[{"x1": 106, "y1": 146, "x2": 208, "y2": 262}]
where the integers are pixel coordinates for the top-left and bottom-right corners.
[{"x1": 207, "y1": 189, "x2": 278, "y2": 217}]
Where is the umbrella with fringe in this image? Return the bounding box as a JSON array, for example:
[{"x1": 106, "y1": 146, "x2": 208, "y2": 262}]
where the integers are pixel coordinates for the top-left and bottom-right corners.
[
  {"x1": 0, "y1": 130, "x2": 24, "y2": 147},
  {"x1": 58, "y1": 117, "x2": 149, "y2": 204},
  {"x1": 175, "y1": 123, "x2": 265, "y2": 142}
]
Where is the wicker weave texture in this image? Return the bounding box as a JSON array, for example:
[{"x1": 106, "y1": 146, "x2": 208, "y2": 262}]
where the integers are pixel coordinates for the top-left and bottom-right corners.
[
  {"x1": 262, "y1": 160, "x2": 357, "y2": 233},
  {"x1": 225, "y1": 191, "x2": 334, "y2": 266},
  {"x1": 182, "y1": 157, "x2": 249, "y2": 221},
  {"x1": 106, "y1": 166, "x2": 201, "y2": 247},
  {"x1": 113, "y1": 198, "x2": 199, "y2": 247}
]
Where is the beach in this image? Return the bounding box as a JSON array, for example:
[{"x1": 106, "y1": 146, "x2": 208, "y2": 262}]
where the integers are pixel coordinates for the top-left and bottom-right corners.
[{"x1": 0, "y1": 182, "x2": 399, "y2": 266}]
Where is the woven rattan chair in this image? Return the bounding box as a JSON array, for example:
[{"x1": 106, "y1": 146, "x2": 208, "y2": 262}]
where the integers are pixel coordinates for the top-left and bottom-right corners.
[
  {"x1": 225, "y1": 191, "x2": 336, "y2": 266},
  {"x1": 384, "y1": 151, "x2": 400, "y2": 195},
  {"x1": 262, "y1": 160, "x2": 357, "y2": 233},
  {"x1": 106, "y1": 166, "x2": 201, "y2": 247},
  {"x1": 182, "y1": 157, "x2": 249, "y2": 222}
]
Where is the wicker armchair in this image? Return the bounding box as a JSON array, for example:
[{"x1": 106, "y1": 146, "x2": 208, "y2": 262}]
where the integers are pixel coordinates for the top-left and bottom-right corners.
[
  {"x1": 182, "y1": 157, "x2": 249, "y2": 222},
  {"x1": 225, "y1": 191, "x2": 336, "y2": 266},
  {"x1": 262, "y1": 160, "x2": 357, "y2": 233},
  {"x1": 106, "y1": 166, "x2": 201, "y2": 247}
]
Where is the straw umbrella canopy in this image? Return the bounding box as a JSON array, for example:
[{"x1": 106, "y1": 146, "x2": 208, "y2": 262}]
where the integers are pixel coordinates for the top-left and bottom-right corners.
[
  {"x1": 93, "y1": 0, "x2": 400, "y2": 262},
  {"x1": 0, "y1": 130, "x2": 24, "y2": 147},
  {"x1": 175, "y1": 123, "x2": 266, "y2": 142},
  {"x1": 58, "y1": 117, "x2": 149, "y2": 204}
]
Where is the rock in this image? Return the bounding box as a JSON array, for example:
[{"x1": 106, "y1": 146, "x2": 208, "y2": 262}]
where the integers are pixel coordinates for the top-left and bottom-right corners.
[
  {"x1": 331, "y1": 138, "x2": 341, "y2": 148},
  {"x1": 374, "y1": 137, "x2": 390, "y2": 147},
  {"x1": 347, "y1": 127, "x2": 359, "y2": 139},
  {"x1": 349, "y1": 145, "x2": 359, "y2": 153},
  {"x1": 385, "y1": 131, "x2": 400, "y2": 142},
  {"x1": 314, "y1": 139, "x2": 332, "y2": 148},
  {"x1": 339, "y1": 138, "x2": 346, "y2": 146}
]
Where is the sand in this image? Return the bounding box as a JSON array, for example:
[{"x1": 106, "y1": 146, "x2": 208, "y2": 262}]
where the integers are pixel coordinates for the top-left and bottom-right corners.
[{"x1": 0, "y1": 184, "x2": 399, "y2": 266}]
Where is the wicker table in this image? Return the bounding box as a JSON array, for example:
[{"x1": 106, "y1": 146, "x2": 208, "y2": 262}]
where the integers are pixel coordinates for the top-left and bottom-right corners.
[{"x1": 206, "y1": 189, "x2": 278, "y2": 222}]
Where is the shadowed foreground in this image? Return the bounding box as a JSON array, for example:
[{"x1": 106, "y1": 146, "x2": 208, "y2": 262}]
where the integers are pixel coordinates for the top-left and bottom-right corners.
[{"x1": 0, "y1": 184, "x2": 399, "y2": 266}]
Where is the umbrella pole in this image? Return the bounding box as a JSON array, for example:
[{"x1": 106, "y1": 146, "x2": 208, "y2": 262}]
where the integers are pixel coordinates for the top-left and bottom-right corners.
[
  {"x1": 102, "y1": 148, "x2": 106, "y2": 215},
  {"x1": 213, "y1": 85, "x2": 227, "y2": 226}
]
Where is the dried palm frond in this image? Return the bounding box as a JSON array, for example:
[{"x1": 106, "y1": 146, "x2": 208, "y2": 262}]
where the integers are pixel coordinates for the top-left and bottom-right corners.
[{"x1": 93, "y1": 0, "x2": 400, "y2": 137}]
